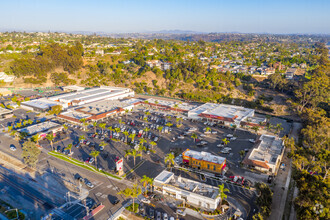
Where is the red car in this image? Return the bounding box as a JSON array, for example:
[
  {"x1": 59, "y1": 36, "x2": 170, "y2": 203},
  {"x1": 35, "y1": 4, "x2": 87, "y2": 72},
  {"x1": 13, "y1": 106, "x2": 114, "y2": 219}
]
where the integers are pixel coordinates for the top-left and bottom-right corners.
[{"x1": 85, "y1": 157, "x2": 91, "y2": 163}]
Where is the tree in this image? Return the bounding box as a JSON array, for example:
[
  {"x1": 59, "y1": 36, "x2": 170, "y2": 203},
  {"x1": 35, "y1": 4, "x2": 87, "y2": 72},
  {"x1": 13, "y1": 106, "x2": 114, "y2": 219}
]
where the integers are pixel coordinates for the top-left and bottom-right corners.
[
  {"x1": 32, "y1": 134, "x2": 41, "y2": 146},
  {"x1": 205, "y1": 126, "x2": 211, "y2": 133},
  {"x1": 239, "y1": 150, "x2": 245, "y2": 159},
  {"x1": 21, "y1": 140, "x2": 41, "y2": 168},
  {"x1": 137, "y1": 144, "x2": 146, "y2": 159},
  {"x1": 124, "y1": 149, "x2": 131, "y2": 160},
  {"x1": 149, "y1": 141, "x2": 157, "y2": 150},
  {"x1": 123, "y1": 131, "x2": 129, "y2": 143},
  {"x1": 99, "y1": 141, "x2": 107, "y2": 149},
  {"x1": 218, "y1": 184, "x2": 230, "y2": 206},
  {"x1": 222, "y1": 138, "x2": 230, "y2": 146},
  {"x1": 118, "y1": 184, "x2": 141, "y2": 213},
  {"x1": 89, "y1": 150, "x2": 100, "y2": 167},
  {"x1": 165, "y1": 122, "x2": 173, "y2": 128},
  {"x1": 157, "y1": 126, "x2": 163, "y2": 135},
  {"x1": 191, "y1": 133, "x2": 198, "y2": 142},
  {"x1": 108, "y1": 126, "x2": 114, "y2": 137},
  {"x1": 165, "y1": 153, "x2": 175, "y2": 168},
  {"x1": 79, "y1": 135, "x2": 85, "y2": 142},
  {"x1": 79, "y1": 118, "x2": 87, "y2": 130},
  {"x1": 62, "y1": 124, "x2": 68, "y2": 133},
  {"x1": 65, "y1": 143, "x2": 73, "y2": 155},
  {"x1": 48, "y1": 105, "x2": 62, "y2": 115},
  {"x1": 46, "y1": 132, "x2": 55, "y2": 151},
  {"x1": 128, "y1": 149, "x2": 141, "y2": 166},
  {"x1": 255, "y1": 182, "x2": 273, "y2": 218},
  {"x1": 98, "y1": 123, "x2": 106, "y2": 134},
  {"x1": 252, "y1": 126, "x2": 260, "y2": 134},
  {"x1": 140, "y1": 175, "x2": 153, "y2": 194},
  {"x1": 143, "y1": 127, "x2": 150, "y2": 133},
  {"x1": 129, "y1": 133, "x2": 136, "y2": 143},
  {"x1": 92, "y1": 121, "x2": 98, "y2": 133},
  {"x1": 274, "y1": 123, "x2": 283, "y2": 135}
]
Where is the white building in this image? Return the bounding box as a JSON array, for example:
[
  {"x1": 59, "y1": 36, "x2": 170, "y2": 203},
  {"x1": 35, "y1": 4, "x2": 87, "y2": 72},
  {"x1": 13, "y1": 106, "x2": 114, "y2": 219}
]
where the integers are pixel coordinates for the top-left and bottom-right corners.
[
  {"x1": 154, "y1": 170, "x2": 221, "y2": 210},
  {"x1": 188, "y1": 103, "x2": 255, "y2": 127},
  {"x1": 242, "y1": 134, "x2": 285, "y2": 175},
  {"x1": 18, "y1": 121, "x2": 63, "y2": 138}
]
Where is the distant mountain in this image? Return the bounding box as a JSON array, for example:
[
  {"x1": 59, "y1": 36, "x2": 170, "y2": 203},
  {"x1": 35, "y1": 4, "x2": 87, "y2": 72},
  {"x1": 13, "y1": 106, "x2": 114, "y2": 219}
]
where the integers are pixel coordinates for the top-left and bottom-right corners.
[{"x1": 147, "y1": 30, "x2": 206, "y2": 34}]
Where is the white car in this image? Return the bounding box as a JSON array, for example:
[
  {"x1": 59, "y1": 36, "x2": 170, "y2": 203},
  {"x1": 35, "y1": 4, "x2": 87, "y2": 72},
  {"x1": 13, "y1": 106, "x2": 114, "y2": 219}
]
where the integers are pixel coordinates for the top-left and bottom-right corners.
[
  {"x1": 211, "y1": 131, "x2": 218, "y2": 134},
  {"x1": 10, "y1": 146, "x2": 16, "y2": 151},
  {"x1": 217, "y1": 144, "x2": 224, "y2": 148},
  {"x1": 249, "y1": 139, "x2": 256, "y2": 143},
  {"x1": 226, "y1": 134, "x2": 233, "y2": 138},
  {"x1": 177, "y1": 135, "x2": 184, "y2": 139},
  {"x1": 141, "y1": 198, "x2": 150, "y2": 204},
  {"x1": 89, "y1": 158, "x2": 95, "y2": 164},
  {"x1": 200, "y1": 134, "x2": 206, "y2": 137},
  {"x1": 230, "y1": 137, "x2": 237, "y2": 141},
  {"x1": 163, "y1": 213, "x2": 168, "y2": 220}
]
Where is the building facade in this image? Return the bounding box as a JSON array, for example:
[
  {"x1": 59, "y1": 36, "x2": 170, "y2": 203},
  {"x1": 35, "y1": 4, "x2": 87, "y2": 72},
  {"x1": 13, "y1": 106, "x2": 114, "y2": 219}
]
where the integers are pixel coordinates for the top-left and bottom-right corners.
[{"x1": 182, "y1": 149, "x2": 226, "y2": 174}]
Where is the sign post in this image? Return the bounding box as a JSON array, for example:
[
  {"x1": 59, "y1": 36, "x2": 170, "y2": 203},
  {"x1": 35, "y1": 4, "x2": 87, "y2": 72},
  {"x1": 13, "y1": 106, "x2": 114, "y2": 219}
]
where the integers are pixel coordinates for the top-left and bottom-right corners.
[{"x1": 116, "y1": 158, "x2": 124, "y2": 176}]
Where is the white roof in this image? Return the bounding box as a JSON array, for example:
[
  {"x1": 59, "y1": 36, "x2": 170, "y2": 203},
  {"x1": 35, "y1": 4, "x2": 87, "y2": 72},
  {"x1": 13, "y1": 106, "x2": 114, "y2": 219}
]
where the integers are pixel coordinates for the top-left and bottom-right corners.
[
  {"x1": 146, "y1": 98, "x2": 197, "y2": 111},
  {"x1": 248, "y1": 135, "x2": 284, "y2": 165},
  {"x1": 18, "y1": 121, "x2": 61, "y2": 135},
  {"x1": 59, "y1": 110, "x2": 91, "y2": 120},
  {"x1": 0, "y1": 107, "x2": 13, "y2": 115},
  {"x1": 184, "y1": 149, "x2": 226, "y2": 165},
  {"x1": 154, "y1": 170, "x2": 174, "y2": 184},
  {"x1": 22, "y1": 98, "x2": 60, "y2": 110}
]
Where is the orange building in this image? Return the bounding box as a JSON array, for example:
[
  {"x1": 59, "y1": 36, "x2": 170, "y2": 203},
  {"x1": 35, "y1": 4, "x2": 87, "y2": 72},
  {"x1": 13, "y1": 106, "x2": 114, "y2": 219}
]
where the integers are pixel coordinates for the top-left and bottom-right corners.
[{"x1": 182, "y1": 149, "x2": 226, "y2": 174}]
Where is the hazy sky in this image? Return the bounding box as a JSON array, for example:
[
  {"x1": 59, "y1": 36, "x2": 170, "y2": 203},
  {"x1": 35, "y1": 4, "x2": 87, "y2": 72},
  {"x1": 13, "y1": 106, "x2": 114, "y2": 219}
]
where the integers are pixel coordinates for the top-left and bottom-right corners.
[{"x1": 1, "y1": 0, "x2": 329, "y2": 34}]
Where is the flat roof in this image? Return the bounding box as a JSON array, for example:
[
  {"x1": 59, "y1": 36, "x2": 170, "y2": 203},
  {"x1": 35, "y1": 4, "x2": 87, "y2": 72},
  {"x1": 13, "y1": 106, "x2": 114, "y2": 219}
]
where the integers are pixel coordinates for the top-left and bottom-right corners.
[
  {"x1": 18, "y1": 121, "x2": 62, "y2": 135},
  {"x1": 201, "y1": 104, "x2": 254, "y2": 120},
  {"x1": 155, "y1": 170, "x2": 218, "y2": 199},
  {"x1": 183, "y1": 149, "x2": 226, "y2": 165},
  {"x1": 22, "y1": 98, "x2": 60, "y2": 110},
  {"x1": 62, "y1": 85, "x2": 85, "y2": 91},
  {"x1": 0, "y1": 107, "x2": 13, "y2": 115},
  {"x1": 59, "y1": 110, "x2": 91, "y2": 120},
  {"x1": 154, "y1": 170, "x2": 174, "y2": 184},
  {"x1": 146, "y1": 98, "x2": 197, "y2": 111},
  {"x1": 248, "y1": 135, "x2": 284, "y2": 165}
]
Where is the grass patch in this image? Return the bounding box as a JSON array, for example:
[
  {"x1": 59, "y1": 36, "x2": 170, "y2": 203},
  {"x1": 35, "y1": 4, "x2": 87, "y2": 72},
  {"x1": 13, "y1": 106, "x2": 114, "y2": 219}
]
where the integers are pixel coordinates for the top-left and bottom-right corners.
[{"x1": 48, "y1": 151, "x2": 121, "y2": 180}]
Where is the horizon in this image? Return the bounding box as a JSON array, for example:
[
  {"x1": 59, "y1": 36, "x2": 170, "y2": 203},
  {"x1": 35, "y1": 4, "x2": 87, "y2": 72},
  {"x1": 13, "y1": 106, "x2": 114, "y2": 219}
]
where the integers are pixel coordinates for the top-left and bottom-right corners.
[{"x1": 0, "y1": 0, "x2": 329, "y2": 35}]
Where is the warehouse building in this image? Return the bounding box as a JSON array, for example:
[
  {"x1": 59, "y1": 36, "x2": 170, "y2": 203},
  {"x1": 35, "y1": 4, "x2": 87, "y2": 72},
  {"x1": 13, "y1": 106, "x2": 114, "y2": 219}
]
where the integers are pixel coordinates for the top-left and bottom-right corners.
[
  {"x1": 242, "y1": 134, "x2": 285, "y2": 175},
  {"x1": 182, "y1": 149, "x2": 226, "y2": 174},
  {"x1": 154, "y1": 170, "x2": 221, "y2": 210},
  {"x1": 0, "y1": 107, "x2": 13, "y2": 119},
  {"x1": 21, "y1": 98, "x2": 65, "y2": 112}
]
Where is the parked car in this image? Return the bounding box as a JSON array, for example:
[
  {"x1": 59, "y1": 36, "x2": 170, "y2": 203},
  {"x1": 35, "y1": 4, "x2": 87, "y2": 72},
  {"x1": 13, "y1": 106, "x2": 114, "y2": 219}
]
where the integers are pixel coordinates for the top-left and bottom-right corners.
[
  {"x1": 110, "y1": 197, "x2": 120, "y2": 205},
  {"x1": 249, "y1": 139, "x2": 256, "y2": 143},
  {"x1": 156, "y1": 211, "x2": 161, "y2": 220},
  {"x1": 141, "y1": 198, "x2": 150, "y2": 204},
  {"x1": 163, "y1": 213, "x2": 168, "y2": 220},
  {"x1": 84, "y1": 178, "x2": 94, "y2": 188},
  {"x1": 149, "y1": 208, "x2": 155, "y2": 219},
  {"x1": 176, "y1": 209, "x2": 186, "y2": 216},
  {"x1": 226, "y1": 134, "x2": 233, "y2": 138},
  {"x1": 9, "y1": 145, "x2": 16, "y2": 151}
]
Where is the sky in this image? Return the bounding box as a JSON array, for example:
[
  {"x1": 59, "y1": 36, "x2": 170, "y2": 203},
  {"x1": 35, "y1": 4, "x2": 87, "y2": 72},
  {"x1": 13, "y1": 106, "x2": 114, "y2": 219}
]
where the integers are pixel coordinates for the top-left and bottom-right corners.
[{"x1": 0, "y1": 0, "x2": 329, "y2": 34}]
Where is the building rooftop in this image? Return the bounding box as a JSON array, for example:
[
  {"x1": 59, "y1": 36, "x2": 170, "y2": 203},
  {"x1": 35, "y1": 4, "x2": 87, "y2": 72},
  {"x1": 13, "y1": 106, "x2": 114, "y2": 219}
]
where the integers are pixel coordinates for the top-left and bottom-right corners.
[
  {"x1": 0, "y1": 107, "x2": 13, "y2": 115},
  {"x1": 22, "y1": 98, "x2": 60, "y2": 110},
  {"x1": 18, "y1": 121, "x2": 62, "y2": 135},
  {"x1": 62, "y1": 85, "x2": 85, "y2": 91},
  {"x1": 59, "y1": 110, "x2": 91, "y2": 121},
  {"x1": 146, "y1": 98, "x2": 197, "y2": 111},
  {"x1": 248, "y1": 134, "x2": 284, "y2": 165},
  {"x1": 201, "y1": 104, "x2": 254, "y2": 121},
  {"x1": 183, "y1": 149, "x2": 226, "y2": 165},
  {"x1": 155, "y1": 170, "x2": 218, "y2": 199}
]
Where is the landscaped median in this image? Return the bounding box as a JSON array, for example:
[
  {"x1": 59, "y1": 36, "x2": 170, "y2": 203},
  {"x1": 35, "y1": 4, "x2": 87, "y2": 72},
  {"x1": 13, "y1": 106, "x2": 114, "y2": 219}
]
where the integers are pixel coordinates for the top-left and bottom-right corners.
[{"x1": 48, "y1": 151, "x2": 121, "y2": 180}]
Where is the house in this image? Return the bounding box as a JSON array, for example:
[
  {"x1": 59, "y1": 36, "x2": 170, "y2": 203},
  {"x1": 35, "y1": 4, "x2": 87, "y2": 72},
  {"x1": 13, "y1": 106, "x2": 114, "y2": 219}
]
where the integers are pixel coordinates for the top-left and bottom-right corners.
[
  {"x1": 285, "y1": 68, "x2": 297, "y2": 79},
  {"x1": 146, "y1": 60, "x2": 162, "y2": 69},
  {"x1": 0, "y1": 72, "x2": 15, "y2": 82}
]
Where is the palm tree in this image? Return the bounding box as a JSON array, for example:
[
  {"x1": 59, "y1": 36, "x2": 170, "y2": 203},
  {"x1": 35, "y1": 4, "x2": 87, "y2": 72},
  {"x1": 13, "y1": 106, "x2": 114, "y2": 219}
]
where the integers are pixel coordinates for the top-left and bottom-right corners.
[
  {"x1": 99, "y1": 123, "x2": 106, "y2": 134},
  {"x1": 46, "y1": 133, "x2": 55, "y2": 151},
  {"x1": 123, "y1": 131, "x2": 129, "y2": 143},
  {"x1": 275, "y1": 123, "x2": 283, "y2": 135},
  {"x1": 145, "y1": 111, "x2": 151, "y2": 116},
  {"x1": 129, "y1": 133, "x2": 136, "y2": 143},
  {"x1": 191, "y1": 133, "x2": 198, "y2": 142},
  {"x1": 205, "y1": 126, "x2": 211, "y2": 133},
  {"x1": 99, "y1": 141, "x2": 107, "y2": 150},
  {"x1": 140, "y1": 175, "x2": 153, "y2": 195},
  {"x1": 89, "y1": 150, "x2": 100, "y2": 167},
  {"x1": 165, "y1": 153, "x2": 175, "y2": 168},
  {"x1": 143, "y1": 127, "x2": 150, "y2": 133},
  {"x1": 31, "y1": 134, "x2": 39, "y2": 145},
  {"x1": 93, "y1": 121, "x2": 98, "y2": 134},
  {"x1": 165, "y1": 122, "x2": 173, "y2": 128},
  {"x1": 124, "y1": 149, "x2": 131, "y2": 160},
  {"x1": 218, "y1": 184, "x2": 230, "y2": 206},
  {"x1": 7, "y1": 125, "x2": 13, "y2": 133},
  {"x1": 65, "y1": 143, "x2": 73, "y2": 155},
  {"x1": 137, "y1": 144, "x2": 146, "y2": 159},
  {"x1": 79, "y1": 135, "x2": 85, "y2": 143},
  {"x1": 118, "y1": 184, "x2": 141, "y2": 213},
  {"x1": 125, "y1": 109, "x2": 129, "y2": 118},
  {"x1": 10, "y1": 130, "x2": 17, "y2": 139},
  {"x1": 62, "y1": 124, "x2": 68, "y2": 133},
  {"x1": 108, "y1": 126, "x2": 114, "y2": 137},
  {"x1": 114, "y1": 127, "x2": 121, "y2": 134},
  {"x1": 222, "y1": 138, "x2": 230, "y2": 146},
  {"x1": 129, "y1": 149, "x2": 141, "y2": 166},
  {"x1": 157, "y1": 126, "x2": 163, "y2": 135},
  {"x1": 139, "y1": 137, "x2": 147, "y2": 145},
  {"x1": 239, "y1": 150, "x2": 245, "y2": 159},
  {"x1": 79, "y1": 118, "x2": 87, "y2": 130},
  {"x1": 149, "y1": 141, "x2": 157, "y2": 150}
]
